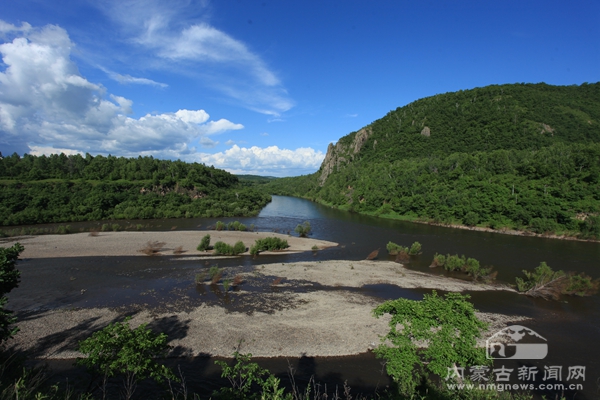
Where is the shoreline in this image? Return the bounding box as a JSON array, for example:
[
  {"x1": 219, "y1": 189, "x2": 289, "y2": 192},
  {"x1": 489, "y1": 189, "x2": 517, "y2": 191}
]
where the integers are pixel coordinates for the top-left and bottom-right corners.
[
  {"x1": 1, "y1": 230, "x2": 338, "y2": 259},
  {"x1": 9, "y1": 259, "x2": 524, "y2": 360}
]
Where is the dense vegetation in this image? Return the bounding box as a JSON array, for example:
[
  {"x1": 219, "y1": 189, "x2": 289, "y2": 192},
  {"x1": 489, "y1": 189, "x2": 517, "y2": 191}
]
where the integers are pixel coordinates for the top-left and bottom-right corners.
[
  {"x1": 265, "y1": 83, "x2": 600, "y2": 239},
  {"x1": 0, "y1": 153, "x2": 271, "y2": 226}
]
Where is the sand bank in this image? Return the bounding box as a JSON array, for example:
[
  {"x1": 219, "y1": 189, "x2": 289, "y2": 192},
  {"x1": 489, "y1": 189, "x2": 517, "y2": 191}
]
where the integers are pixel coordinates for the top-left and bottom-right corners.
[
  {"x1": 1, "y1": 230, "x2": 338, "y2": 259},
  {"x1": 9, "y1": 260, "x2": 524, "y2": 359}
]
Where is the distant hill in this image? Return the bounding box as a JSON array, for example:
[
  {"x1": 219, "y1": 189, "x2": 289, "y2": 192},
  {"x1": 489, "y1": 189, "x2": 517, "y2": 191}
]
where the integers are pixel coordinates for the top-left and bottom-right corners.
[
  {"x1": 0, "y1": 154, "x2": 271, "y2": 227},
  {"x1": 266, "y1": 82, "x2": 600, "y2": 239}
]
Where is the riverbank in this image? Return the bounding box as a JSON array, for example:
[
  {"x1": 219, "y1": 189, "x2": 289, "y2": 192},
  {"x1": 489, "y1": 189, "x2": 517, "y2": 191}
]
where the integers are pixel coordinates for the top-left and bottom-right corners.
[
  {"x1": 9, "y1": 260, "x2": 524, "y2": 360},
  {"x1": 1, "y1": 230, "x2": 338, "y2": 259}
]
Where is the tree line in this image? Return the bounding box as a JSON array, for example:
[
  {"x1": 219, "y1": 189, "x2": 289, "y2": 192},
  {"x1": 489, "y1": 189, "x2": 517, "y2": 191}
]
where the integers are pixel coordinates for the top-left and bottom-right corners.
[{"x1": 0, "y1": 153, "x2": 270, "y2": 226}]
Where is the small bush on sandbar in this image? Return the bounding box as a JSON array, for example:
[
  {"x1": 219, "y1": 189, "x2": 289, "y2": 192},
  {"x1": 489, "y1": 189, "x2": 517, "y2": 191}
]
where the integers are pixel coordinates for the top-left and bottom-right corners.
[
  {"x1": 197, "y1": 234, "x2": 211, "y2": 251},
  {"x1": 249, "y1": 237, "x2": 289, "y2": 256},
  {"x1": 213, "y1": 241, "x2": 246, "y2": 256},
  {"x1": 215, "y1": 221, "x2": 225, "y2": 231}
]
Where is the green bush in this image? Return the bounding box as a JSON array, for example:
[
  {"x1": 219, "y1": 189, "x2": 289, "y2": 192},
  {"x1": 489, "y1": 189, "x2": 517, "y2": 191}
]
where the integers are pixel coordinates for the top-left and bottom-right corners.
[
  {"x1": 431, "y1": 253, "x2": 446, "y2": 268},
  {"x1": 0, "y1": 243, "x2": 23, "y2": 344},
  {"x1": 386, "y1": 241, "x2": 407, "y2": 255},
  {"x1": 515, "y1": 262, "x2": 598, "y2": 299},
  {"x1": 408, "y1": 241, "x2": 422, "y2": 255},
  {"x1": 214, "y1": 241, "x2": 246, "y2": 256},
  {"x1": 215, "y1": 221, "x2": 225, "y2": 231},
  {"x1": 294, "y1": 221, "x2": 311, "y2": 237},
  {"x1": 214, "y1": 352, "x2": 288, "y2": 400},
  {"x1": 444, "y1": 254, "x2": 466, "y2": 271},
  {"x1": 463, "y1": 211, "x2": 480, "y2": 227},
  {"x1": 373, "y1": 291, "x2": 489, "y2": 396},
  {"x1": 250, "y1": 237, "x2": 289, "y2": 256},
  {"x1": 101, "y1": 223, "x2": 110, "y2": 232},
  {"x1": 77, "y1": 317, "x2": 175, "y2": 399},
  {"x1": 233, "y1": 241, "x2": 246, "y2": 254},
  {"x1": 197, "y1": 234, "x2": 211, "y2": 251}
]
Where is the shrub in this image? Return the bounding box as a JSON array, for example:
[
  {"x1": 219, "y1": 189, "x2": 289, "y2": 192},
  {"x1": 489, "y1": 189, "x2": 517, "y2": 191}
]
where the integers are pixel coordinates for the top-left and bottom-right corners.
[
  {"x1": 463, "y1": 211, "x2": 480, "y2": 227},
  {"x1": 516, "y1": 262, "x2": 599, "y2": 299},
  {"x1": 386, "y1": 242, "x2": 407, "y2": 255},
  {"x1": 214, "y1": 352, "x2": 287, "y2": 400},
  {"x1": 408, "y1": 241, "x2": 422, "y2": 255},
  {"x1": 529, "y1": 218, "x2": 557, "y2": 234},
  {"x1": 77, "y1": 317, "x2": 175, "y2": 400},
  {"x1": 0, "y1": 243, "x2": 24, "y2": 344},
  {"x1": 372, "y1": 291, "x2": 489, "y2": 396},
  {"x1": 213, "y1": 241, "x2": 246, "y2": 256},
  {"x1": 238, "y1": 223, "x2": 247, "y2": 231},
  {"x1": 215, "y1": 221, "x2": 225, "y2": 231},
  {"x1": 233, "y1": 241, "x2": 246, "y2": 254},
  {"x1": 444, "y1": 254, "x2": 466, "y2": 271},
  {"x1": 197, "y1": 234, "x2": 211, "y2": 251},
  {"x1": 139, "y1": 241, "x2": 166, "y2": 256},
  {"x1": 250, "y1": 237, "x2": 289, "y2": 255},
  {"x1": 209, "y1": 266, "x2": 222, "y2": 284},
  {"x1": 564, "y1": 273, "x2": 600, "y2": 296},
  {"x1": 111, "y1": 223, "x2": 121, "y2": 232},
  {"x1": 430, "y1": 253, "x2": 446, "y2": 268},
  {"x1": 294, "y1": 221, "x2": 311, "y2": 237},
  {"x1": 101, "y1": 223, "x2": 110, "y2": 232}
]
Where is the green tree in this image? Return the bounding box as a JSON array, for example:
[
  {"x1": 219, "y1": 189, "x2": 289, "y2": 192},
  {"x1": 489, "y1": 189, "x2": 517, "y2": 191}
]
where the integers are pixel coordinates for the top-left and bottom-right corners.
[{"x1": 372, "y1": 291, "x2": 489, "y2": 396}]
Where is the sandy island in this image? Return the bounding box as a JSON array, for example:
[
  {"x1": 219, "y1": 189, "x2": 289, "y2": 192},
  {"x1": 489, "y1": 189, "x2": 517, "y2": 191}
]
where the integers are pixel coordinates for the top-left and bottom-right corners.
[
  {"x1": 3, "y1": 230, "x2": 338, "y2": 259},
  {"x1": 4, "y1": 231, "x2": 526, "y2": 360}
]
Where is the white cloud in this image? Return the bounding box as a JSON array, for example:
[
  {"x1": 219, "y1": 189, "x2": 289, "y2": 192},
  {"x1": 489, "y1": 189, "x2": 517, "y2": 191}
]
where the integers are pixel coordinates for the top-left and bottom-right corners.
[
  {"x1": 225, "y1": 139, "x2": 235, "y2": 146},
  {"x1": 107, "y1": 70, "x2": 168, "y2": 88},
  {"x1": 195, "y1": 145, "x2": 325, "y2": 177},
  {"x1": 199, "y1": 119, "x2": 244, "y2": 135},
  {"x1": 0, "y1": 22, "x2": 243, "y2": 156},
  {"x1": 101, "y1": 0, "x2": 293, "y2": 116},
  {"x1": 260, "y1": 132, "x2": 269, "y2": 136}
]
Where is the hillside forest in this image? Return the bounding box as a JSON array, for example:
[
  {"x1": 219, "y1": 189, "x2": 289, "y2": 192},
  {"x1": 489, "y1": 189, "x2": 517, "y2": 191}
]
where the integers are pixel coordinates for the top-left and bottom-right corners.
[
  {"x1": 0, "y1": 153, "x2": 270, "y2": 227},
  {"x1": 265, "y1": 83, "x2": 600, "y2": 239}
]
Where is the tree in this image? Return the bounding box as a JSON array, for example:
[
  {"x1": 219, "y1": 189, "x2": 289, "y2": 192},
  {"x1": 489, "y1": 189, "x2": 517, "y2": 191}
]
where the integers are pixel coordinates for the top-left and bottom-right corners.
[
  {"x1": 0, "y1": 243, "x2": 24, "y2": 344},
  {"x1": 372, "y1": 291, "x2": 489, "y2": 396},
  {"x1": 294, "y1": 221, "x2": 311, "y2": 237},
  {"x1": 77, "y1": 317, "x2": 175, "y2": 400}
]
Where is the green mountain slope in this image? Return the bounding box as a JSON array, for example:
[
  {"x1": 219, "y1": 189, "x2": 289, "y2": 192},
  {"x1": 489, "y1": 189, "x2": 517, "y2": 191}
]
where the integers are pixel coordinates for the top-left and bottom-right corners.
[{"x1": 266, "y1": 82, "x2": 600, "y2": 239}]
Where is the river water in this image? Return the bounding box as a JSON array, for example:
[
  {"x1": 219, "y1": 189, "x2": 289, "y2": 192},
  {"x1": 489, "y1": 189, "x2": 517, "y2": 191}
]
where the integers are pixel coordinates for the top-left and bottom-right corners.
[{"x1": 8, "y1": 196, "x2": 600, "y2": 399}]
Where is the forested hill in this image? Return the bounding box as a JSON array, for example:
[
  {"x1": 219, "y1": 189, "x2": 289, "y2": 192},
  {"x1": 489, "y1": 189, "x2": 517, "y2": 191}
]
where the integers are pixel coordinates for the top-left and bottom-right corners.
[
  {"x1": 0, "y1": 154, "x2": 270, "y2": 227},
  {"x1": 266, "y1": 82, "x2": 600, "y2": 239}
]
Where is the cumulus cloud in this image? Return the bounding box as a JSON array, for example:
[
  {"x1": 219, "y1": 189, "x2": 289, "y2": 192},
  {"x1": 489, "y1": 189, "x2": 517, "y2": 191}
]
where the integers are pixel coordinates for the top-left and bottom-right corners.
[
  {"x1": 0, "y1": 22, "x2": 243, "y2": 156},
  {"x1": 195, "y1": 145, "x2": 325, "y2": 177}
]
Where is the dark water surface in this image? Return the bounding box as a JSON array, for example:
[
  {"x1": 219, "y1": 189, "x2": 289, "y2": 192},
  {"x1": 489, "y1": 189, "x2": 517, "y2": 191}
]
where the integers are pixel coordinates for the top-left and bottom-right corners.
[{"x1": 8, "y1": 196, "x2": 600, "y2": 399}]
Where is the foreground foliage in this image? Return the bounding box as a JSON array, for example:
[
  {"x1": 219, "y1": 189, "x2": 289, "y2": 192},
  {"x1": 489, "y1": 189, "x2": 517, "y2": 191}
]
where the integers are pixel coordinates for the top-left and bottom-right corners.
[
  {"x1": 373, "y1": 291, "x2": 490, "y2": 397},
  {"x1": 0, "y1": 244, "x2": 23, "y2": 344},
  {"x1": 76, "y1": 317, "x2": 175, "y2": 400}
]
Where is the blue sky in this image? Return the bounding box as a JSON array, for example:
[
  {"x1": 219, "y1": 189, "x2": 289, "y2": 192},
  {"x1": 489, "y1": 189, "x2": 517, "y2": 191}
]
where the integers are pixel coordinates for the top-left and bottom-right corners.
[{"x1": 1, "y1": 0, "x2": 598, "y2": 176}]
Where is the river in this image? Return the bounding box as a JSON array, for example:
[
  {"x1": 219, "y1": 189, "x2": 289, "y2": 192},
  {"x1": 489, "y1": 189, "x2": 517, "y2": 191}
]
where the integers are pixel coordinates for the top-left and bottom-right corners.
[{"x1": 8, "y1": 195, "x2": 600, "y2": 399}]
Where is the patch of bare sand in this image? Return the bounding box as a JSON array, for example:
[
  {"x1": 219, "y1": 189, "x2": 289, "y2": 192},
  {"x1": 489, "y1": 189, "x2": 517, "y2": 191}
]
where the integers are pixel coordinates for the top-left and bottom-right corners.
[
  {"x1": 254, "y1": 260, "x2": 515, "y2": 292},
  {"x1": 9, "y1": 260, "x2": 526, "y2": 360},
  {"x1": 2, "y1": 230, "x2": 337, "y2": 259}
]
